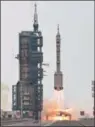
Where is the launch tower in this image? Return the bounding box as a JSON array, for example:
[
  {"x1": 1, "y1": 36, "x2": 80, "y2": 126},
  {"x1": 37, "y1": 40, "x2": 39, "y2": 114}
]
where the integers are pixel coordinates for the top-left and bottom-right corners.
[
  {"x1": 54, "y1": 25, "x2": 63, "y2": 91},
  {"x1": 12, "y1": 3, "x2": 43, "y2": 120}
]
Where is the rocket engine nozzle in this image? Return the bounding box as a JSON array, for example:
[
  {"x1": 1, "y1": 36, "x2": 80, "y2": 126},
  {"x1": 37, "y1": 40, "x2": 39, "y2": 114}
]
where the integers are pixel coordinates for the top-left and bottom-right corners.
[{"x1": 54, "y1": 86, "x2": 63, "y2": 91}]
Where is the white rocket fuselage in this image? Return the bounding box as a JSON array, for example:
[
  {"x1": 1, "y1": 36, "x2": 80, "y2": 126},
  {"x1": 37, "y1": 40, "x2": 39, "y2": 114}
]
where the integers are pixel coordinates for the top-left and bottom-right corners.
[{"x1": 54, "y1": 25, "x2": 63, "y2": 91}]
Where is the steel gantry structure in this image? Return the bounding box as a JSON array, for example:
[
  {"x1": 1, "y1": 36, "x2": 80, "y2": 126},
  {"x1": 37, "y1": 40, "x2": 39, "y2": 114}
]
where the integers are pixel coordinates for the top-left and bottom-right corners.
[{"x1": 12, "y1": 3, "x2": 44, "y2": 121}]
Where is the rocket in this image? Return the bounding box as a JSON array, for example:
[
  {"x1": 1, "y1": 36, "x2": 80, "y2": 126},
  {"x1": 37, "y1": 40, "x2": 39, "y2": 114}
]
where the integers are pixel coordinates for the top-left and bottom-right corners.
[{"x1": 54, "y1": 25, "x2": 63, "y2": 91}]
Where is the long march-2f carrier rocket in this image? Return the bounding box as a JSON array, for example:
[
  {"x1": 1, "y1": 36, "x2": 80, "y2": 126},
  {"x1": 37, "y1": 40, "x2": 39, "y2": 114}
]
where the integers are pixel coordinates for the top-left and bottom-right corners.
[{"x1": 54, "y1": 25, "x2": 63, "y2": 91}]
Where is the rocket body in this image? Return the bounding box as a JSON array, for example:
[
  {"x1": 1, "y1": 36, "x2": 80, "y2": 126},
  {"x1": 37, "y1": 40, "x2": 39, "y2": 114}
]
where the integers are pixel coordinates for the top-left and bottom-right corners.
[{"x1": 54, "y1": 25, "x2": 63, "y2": 91}]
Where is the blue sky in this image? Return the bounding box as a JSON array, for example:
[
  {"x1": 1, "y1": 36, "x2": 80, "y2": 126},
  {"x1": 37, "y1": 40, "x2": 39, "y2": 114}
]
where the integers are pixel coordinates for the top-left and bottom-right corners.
[{"x1": 1, "y1": 1, "x2": 94, "y2": 116}]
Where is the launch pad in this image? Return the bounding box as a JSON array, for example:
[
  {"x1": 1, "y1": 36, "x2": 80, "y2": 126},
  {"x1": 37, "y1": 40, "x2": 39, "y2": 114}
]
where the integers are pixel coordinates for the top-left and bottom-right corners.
[{"x1": 45, "y1": 110, "x2": 72, "y2": 121}]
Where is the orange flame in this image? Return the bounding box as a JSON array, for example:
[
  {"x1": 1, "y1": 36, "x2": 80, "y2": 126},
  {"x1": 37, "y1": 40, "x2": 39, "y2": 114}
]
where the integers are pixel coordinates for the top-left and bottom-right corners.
[{"x1": 41, "y1": 90, "x2": 77, "y2": 121}]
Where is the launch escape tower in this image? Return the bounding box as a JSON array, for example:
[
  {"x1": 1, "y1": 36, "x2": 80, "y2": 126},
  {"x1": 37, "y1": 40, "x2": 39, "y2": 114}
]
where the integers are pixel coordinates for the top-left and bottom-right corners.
[
  {"x1": 12, "y1": 4, "x2": 43, "y2": 120},
  {"x1": 54, "y1": 25, "x2": 63, "y2": 91}
]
